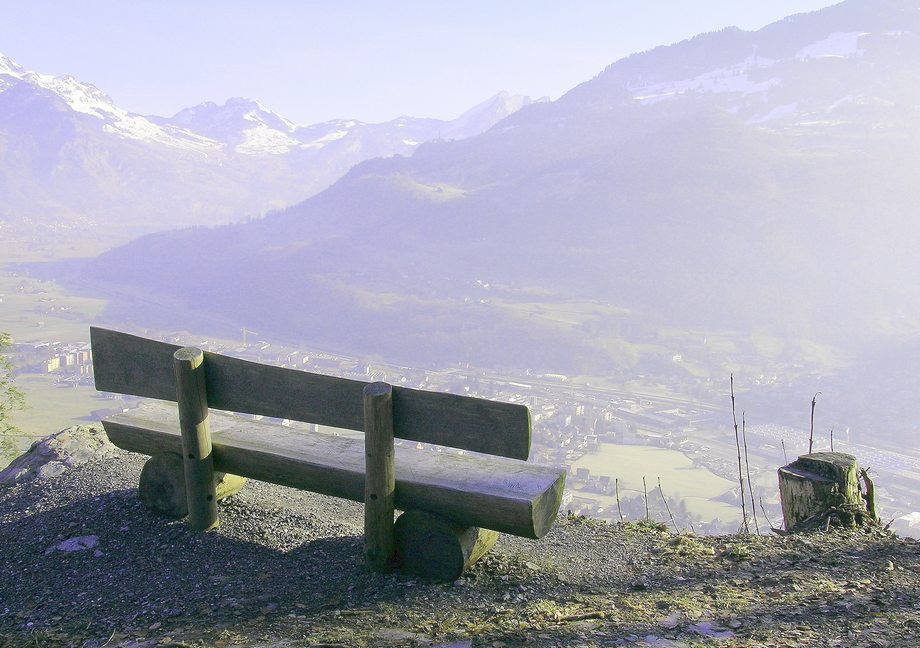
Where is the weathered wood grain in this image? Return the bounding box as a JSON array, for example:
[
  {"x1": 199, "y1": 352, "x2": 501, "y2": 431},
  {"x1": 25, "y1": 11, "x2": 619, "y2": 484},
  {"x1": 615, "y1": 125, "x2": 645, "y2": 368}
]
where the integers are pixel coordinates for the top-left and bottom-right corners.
[
  {"x1": 102, "y1": 402, "x2": 565, "y2": 539},
  {"x1": 395, "y1": 509, "x2": 499, "y2": 582},
  {"x1": 91, "y1": 327, "x2": 530, "y2": 459},
  {"x1": 174, "y1": 347, "x2": 218, "y2": 531},
  {"x1": 363, "y1": 382, "x2": 396, "y2": 572}
]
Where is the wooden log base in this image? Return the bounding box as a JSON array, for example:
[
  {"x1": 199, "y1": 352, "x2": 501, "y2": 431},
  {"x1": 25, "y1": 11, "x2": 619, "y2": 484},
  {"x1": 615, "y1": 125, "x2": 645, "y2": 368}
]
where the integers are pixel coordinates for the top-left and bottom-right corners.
[
  {"x1": 138, "y1": 452, "x2": 247, "y2": 518},
  {"x1": 395, "y1": 509, "x2": 499, "y2": 582}
]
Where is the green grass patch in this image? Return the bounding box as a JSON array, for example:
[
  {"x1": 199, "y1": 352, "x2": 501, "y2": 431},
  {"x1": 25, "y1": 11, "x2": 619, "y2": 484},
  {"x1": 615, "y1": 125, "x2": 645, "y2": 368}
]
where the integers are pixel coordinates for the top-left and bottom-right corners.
[
  {"x1": 796, "y1": 339, "x2": 849, "y2": 369},
  {"x1": 5, "y1": 376, "x2": 105, "y2": 446},
  {"x1": 389, "y1": 174, "x2": 468, "y2": 202},
  {"x1": 676, "y1": 360, "x2": 710, "y2": 378},
  {"x1": 571, "y1": 444, "x2": 740, "y2": 523},
  {"x1": 750, "y1": 330, "x2": 786, "y2": 358},
  {"x1": 0, "y1": 271, "x2": 106, "y2": 343}
]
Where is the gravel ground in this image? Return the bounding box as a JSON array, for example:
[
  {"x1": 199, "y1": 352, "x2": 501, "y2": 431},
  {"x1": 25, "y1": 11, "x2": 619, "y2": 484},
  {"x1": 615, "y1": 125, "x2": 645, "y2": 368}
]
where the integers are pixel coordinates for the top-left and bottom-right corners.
[{"x1": 1, "y1": 449, "x2": 920, "y2": 647}]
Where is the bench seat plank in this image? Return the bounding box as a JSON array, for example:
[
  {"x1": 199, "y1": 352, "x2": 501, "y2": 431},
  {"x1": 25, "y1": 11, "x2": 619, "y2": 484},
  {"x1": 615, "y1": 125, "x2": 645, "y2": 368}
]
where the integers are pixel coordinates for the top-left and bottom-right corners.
[{"x1": 103, "y1": 403, "x2": 565, "y2": 539}]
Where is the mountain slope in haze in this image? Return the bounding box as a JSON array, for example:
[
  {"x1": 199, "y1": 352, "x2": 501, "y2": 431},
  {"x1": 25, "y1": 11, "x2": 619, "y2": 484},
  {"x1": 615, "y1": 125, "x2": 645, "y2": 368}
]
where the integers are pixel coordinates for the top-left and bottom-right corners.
[
  {"x1": 86, "y1": 0, "x2": 920, "y2": 391},
  {"x1": 0, "y1": 53, "x2": 535, "y2": 240},
  {"x1": 79, "y1": 0, "x2": 920, "y2": 438}
]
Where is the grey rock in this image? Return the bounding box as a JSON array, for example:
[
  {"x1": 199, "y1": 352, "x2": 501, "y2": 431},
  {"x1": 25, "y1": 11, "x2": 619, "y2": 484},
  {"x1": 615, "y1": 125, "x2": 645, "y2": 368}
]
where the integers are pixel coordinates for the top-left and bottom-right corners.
[
  {"x1": 45, "y1": 535, "x2": 99, "y2": 554},
  {"x1": 0, "y1": 425, "x2": 115, "y2": 485}
]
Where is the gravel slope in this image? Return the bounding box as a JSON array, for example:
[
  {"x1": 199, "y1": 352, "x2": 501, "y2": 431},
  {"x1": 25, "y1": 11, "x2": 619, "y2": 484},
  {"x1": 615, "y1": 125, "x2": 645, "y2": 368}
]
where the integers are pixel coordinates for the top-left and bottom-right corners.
[{"x1": 1, "y1": 449, "x2": 919, "y2": 647}]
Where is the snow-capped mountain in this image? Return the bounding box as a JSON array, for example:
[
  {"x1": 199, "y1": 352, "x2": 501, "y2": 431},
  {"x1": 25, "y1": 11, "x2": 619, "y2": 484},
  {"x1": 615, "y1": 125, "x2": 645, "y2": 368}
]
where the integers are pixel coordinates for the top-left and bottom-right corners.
[
  {"x1": 562, "y1": 0, "x2": 920, "y2": 130},
  {"x1": 0, "y1": 53, "x2": 532, "y2": 238},
  {"x1": 0, "y1": 54, "x2": 218, "y2": 153},
  {"x1": 157, "y1": 92, "x2": 542, "y2": 156},
  {"x1": 620, "y1": 28, "x2": 915, "y2": 125},
  {"x1": 158, "y1": 97, "x2": 299, "y2": 154},
  {"x1": 441, "y1": 91, "x2": 546, "y2": 140},
  {"x1": 87, "y1": 0, "x2": 920, "y2": 384}
]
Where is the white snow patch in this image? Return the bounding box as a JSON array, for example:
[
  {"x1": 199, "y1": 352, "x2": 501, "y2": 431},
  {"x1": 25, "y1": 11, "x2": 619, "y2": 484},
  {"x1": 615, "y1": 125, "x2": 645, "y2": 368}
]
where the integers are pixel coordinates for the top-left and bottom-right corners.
[
  {"x1": 748, "y1": 102, "x2": 798, "y2": 124},
  {"x1": 235, "y1": 122, "x2": 300, "y2": 154},
  {"x1": 796, "y1": 32, "x2": 868, "y2": 60},
  {"x1": 101, "y1": 119, "x2": 220, "y2": 152},
  {"x1": 300, "y1": 128, "x2": 349, "y2": 150},
  {"x1": 44, "y1": 76, "x2": 115, "y2": 118},
  {"x1": 632, "y1": 56, "x2": 778, "y2": 105},
  {"x1": 251, "y1": 99, "x2": 296, "y2": 129},
  {"x1": 795, "y1": 119, "x2": 850, "y2": 127},
  {"x1": 0, "y1": 54, "x2": 23, "y2": 75},
  {"x1": 0, "y1": 54, "x2": 220, "y2": 153},
  {"x1": 315, "y1": 129, "x2": 349, "y2": 143},
  {"x1": 402, "y1": 139, "x2": 419, "y2": 146},
  {"x1": 827, "y1": 94, "x2": 857, "y2": 111}
]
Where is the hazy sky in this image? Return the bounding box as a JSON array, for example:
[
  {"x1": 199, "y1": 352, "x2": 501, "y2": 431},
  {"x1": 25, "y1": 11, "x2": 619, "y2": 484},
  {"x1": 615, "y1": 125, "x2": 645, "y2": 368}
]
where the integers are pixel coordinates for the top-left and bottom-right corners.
[{"x1": 1, "y1": 1, "x2": 839, "y2": 125}]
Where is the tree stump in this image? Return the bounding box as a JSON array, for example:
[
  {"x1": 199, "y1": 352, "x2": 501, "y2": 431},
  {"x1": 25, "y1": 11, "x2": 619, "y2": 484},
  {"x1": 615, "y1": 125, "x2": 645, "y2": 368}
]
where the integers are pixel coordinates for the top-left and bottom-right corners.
[
  {"x1": 778, "y1": 452, "x2": 865, "y2": 532},
  {"x1": 395, "y1": 509, "x2": 499, "y2": 582},
  {"x1": 139, "y1": 452, "x2": 247, "y2": 518}
]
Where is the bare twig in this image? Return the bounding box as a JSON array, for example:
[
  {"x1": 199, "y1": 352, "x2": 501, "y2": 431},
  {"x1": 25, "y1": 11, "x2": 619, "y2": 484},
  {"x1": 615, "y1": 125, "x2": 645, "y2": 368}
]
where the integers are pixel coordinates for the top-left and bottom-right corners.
[
  {"x1": 830, "y1": 426, "x2": 834, "y2": 452},
  {"x1": 809, "y1": 392, "x2": 821, "y2": 454},
  {"x1": 658, "y1": 477, "x2": 681, "y2": 534},
  {"x1": 742, "y1": 412, "x2": 760, "y2": 534},
  {"x1": 759, "y1": 496, "x2": 780, "y2": 532},
  {"x1": 99, "y1": 629, "x2": 117, "y2": 648},
  {"x1": 615, "y1": 477, "x2": 625, "y2": 522},
  {"x1": 730, "y1": 374, "x2": 750, "y2": 534},
  {"x1": 643, "y1": 476, "x2": 649, "y2": 522},
  {"x1": 782, "y1": 439, "x2": 788, "y2": 465}
]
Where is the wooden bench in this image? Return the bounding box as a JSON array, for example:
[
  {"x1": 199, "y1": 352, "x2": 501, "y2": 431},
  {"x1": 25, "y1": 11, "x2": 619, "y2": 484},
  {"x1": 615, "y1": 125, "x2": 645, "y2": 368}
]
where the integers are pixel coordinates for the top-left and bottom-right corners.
[{"x1": 90, "y1": 327, "x2": 566, "y2": 581}]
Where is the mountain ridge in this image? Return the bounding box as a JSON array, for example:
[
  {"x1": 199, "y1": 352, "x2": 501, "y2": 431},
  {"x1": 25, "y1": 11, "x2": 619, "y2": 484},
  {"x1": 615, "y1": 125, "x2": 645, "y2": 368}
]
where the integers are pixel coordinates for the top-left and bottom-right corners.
[
  {"x1": 81, "y1": 0, "x2": 920, "y2": 362},
  {"x1": 0, "y1": 53, "x2": 535, "y2": 239}
]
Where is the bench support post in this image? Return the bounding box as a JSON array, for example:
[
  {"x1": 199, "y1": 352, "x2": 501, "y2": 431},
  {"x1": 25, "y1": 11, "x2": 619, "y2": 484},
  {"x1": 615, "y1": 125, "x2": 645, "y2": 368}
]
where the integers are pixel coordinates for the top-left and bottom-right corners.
[
  {"x1": 363, "y1": 381, "x2": 396, "y2": 572},
  {"x1": 174, "y1": 347, "x2": 219, "y2": 532}
]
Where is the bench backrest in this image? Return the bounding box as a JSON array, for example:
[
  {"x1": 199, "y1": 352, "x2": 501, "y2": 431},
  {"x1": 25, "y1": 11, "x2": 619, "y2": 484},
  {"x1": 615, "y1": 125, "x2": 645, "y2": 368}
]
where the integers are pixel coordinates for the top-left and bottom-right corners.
[{"x1": 90, "y1": 327, "x2": 531, "y2": 460}]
